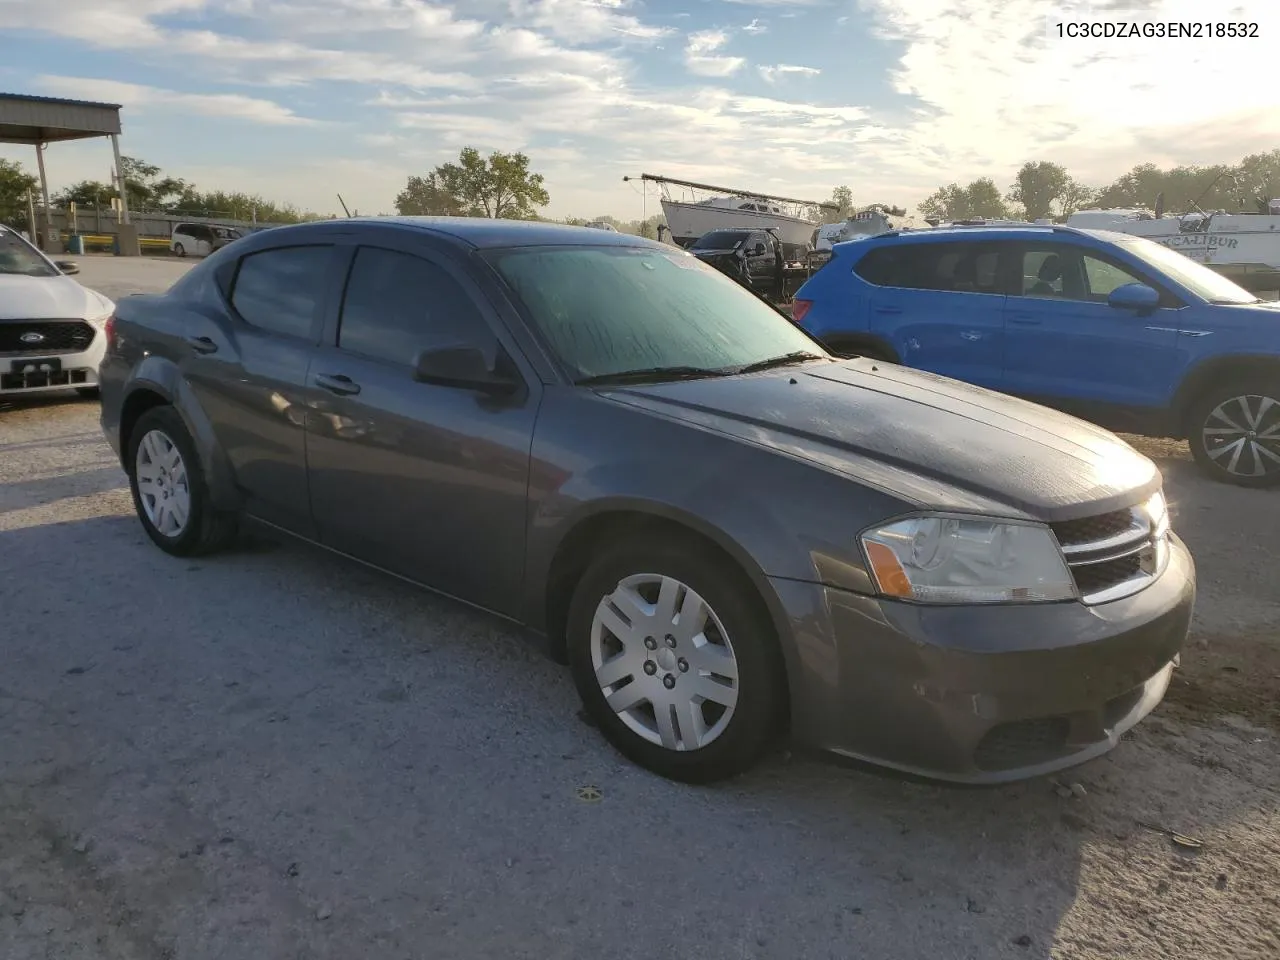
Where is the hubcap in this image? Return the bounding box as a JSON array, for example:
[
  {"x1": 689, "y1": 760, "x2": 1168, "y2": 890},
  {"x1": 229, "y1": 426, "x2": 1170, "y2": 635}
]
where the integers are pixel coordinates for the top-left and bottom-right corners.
[
  {"x1": 589, "y1": 573, "x2": 739, "y2": 752},
  {"x1": 134, "y1": 429, "x2": 191, "y2": 537},
  {"x1": 1202, "y1": 394, "x2": 1280, "y2": 477}
]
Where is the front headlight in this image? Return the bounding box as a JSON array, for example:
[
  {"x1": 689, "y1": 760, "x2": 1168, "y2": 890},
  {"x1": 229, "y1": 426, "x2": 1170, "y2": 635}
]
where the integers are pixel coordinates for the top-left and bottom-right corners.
[{"x1": 861, "y1": 514, "x2": 1076, "y2": 604}]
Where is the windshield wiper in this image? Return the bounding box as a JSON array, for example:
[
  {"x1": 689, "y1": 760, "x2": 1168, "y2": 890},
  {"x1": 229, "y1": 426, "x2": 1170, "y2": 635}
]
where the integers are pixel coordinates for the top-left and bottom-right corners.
[
  {"x1": 574, "y1": 365, "x2": 731, "y2": 386},
  {"x1": 732, "y1": 351, "x2": 825, "y2": 375}
]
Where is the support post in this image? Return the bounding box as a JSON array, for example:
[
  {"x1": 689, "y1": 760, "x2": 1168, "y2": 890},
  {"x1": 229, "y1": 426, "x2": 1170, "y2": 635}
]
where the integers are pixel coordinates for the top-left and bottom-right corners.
[
  {"x1": 34, "y1": 142, "x2": 58, "y2": 253},
  {"x1": 25, "y1": 188, "x2": 37, "y2": 243},
  {"x1": 110, "y1": 133, "x2": 131, "y2": 224},
  {"x1": 110, "y1": 133, "x2": 140, "y2": 256}
]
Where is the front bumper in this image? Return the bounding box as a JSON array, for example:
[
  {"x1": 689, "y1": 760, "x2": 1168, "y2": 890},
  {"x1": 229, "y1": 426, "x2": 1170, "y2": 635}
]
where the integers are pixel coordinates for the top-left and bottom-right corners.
[
  {"x1": 772, "y1": 533, "x2": 1195, "y2": 783},
  {"x1": 0, "y1": 327, "x2": 106, "y2": 395}
]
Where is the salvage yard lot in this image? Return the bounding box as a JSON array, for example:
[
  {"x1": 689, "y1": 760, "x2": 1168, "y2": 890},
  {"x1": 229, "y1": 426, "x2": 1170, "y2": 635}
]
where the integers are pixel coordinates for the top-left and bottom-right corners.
[{"x1": 1, "y1": 256, "x2": 1278, "y2": 960}]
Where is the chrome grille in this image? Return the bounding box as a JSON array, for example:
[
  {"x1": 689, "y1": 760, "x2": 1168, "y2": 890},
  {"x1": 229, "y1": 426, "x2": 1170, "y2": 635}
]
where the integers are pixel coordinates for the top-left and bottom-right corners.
[
  {"x1": 0, "y1": 320, "x2": 96, "y2": 354},
  {"x1": 1051, "y1": 502, "x2": 1165, "y2": 604}
]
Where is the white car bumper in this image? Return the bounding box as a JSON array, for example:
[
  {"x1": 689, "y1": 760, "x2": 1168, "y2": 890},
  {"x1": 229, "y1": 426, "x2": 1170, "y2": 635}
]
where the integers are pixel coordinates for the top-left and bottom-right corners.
[{"x1": 0, "y1": 318, "x2": 108, "y2": 395}]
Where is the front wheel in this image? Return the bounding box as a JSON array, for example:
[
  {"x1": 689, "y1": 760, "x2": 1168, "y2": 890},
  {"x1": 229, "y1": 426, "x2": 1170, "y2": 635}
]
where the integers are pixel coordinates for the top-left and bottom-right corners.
[
  {"x1": 173, "y1": 243, "x2": 186, "y2": 257},
  {"x1": 1186, "y1": 378, "x2": 1280, "y2": 487},
  {"x1": 566, "y1": 535, "x2": 783, "y2": 783}
]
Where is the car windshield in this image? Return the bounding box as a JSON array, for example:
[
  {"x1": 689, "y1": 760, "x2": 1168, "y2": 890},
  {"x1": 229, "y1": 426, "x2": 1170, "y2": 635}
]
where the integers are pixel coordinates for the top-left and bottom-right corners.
[
  {"x1": 0, "y1": 230, "x2": 58, "y2": 278},
  {"x1": 488, "y1": 245, "x2": 823, "y2": 381},
  {"x1": 1116, "y1": 236, "x2": 1260, "y2": 304},
  {"x1": 691, "y1": 231, "x2": 750, "y2": 250}
]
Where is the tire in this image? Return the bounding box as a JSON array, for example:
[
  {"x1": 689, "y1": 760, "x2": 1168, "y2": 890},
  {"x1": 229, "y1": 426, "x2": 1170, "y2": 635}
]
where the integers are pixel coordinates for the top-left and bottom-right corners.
[
  {"x1": 126, "y1": 405, "x2": 237, "y2": 555},
  {"x1": 75, "y1": 386, "x2": 100, "y2": 400},
  {"x1": 173, "y1": 243, "x2": 185, "y2": 257},
  {"x1": 1186, "y1": 377, "x2": 1280, "y2": 487},
  {"x1": 566, "y1": 535, "x2": 784, "y2": 783}
]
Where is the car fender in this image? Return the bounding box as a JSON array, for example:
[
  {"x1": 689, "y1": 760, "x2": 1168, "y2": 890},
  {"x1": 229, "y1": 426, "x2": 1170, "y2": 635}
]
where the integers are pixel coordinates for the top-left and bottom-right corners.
[
  {"x1": 122, "y1": 355, "x2": 243, "y2": 511},
  {"x1": 527, "y1": 482, "x2": 812, "y2": 710}
]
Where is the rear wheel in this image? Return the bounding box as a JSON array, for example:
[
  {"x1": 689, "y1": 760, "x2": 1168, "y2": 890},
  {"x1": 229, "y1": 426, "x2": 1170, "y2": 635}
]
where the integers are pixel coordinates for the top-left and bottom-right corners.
[
  {"x1": 1187, "y1": 378, "x2": 1280, "y2": 487},
  {"x1": 566, "y1": 535, "x2": 783, "y2": 783},
  {"x1": 126, "y1": 406, "x2": 237, "y2": 555}
]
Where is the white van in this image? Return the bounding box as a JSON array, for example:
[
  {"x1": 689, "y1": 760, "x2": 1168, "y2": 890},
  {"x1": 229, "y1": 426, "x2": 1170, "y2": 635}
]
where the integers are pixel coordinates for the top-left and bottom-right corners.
[{"x1": 170, "y1": 223, "x2": 243, "y2": 258}]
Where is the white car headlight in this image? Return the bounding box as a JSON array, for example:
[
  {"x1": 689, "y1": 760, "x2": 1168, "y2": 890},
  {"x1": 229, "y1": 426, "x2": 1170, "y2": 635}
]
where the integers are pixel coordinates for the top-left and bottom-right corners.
[{"x1": 861, "y1": 514, "x2": 1076, "y2": 604}]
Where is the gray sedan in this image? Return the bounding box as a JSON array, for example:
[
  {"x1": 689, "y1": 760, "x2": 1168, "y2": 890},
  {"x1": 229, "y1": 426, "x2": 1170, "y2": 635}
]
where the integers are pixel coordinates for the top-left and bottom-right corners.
[{"x1": 98, "y1": 217, "x2": 1195, "y2": 784}]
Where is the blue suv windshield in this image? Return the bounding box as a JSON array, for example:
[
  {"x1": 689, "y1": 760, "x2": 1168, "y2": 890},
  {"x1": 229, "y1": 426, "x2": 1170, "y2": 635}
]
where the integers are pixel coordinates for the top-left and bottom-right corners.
[{"x1": 1116, "y1": 236, "x2": 1260, "y2": 305}]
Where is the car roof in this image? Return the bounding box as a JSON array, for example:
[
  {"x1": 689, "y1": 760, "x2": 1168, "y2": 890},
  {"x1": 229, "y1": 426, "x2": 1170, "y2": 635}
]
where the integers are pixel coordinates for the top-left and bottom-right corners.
[
  {"x1": 320, "y1": 216, "x2": 664, "y2": 251},
  {"x1": 853, "y1": 224, "x2": 1132, "y2": 247}
]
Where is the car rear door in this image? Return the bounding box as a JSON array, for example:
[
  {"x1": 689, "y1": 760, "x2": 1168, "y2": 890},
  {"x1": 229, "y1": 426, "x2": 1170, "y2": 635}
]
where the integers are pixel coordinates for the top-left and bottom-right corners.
[
  {"x1": 858, "y1": 240, "x2": 1006, "y2": 390},
  {"x1": 186, "y1": 242, "x2": 339, "y2": 536},
  {"x1": 304, "y1": 238, "x2": 540, "y2": 615},
  {"x1": 1000, "y1": 240, "x2": 1183, "y2": 412}
]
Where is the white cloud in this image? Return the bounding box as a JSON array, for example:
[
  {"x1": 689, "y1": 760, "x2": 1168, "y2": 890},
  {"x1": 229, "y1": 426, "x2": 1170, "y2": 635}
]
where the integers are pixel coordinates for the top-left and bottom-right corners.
[
  {"x1": 35, "y1": 75, "x2": 320, "y2": 126},
  {"x1": 858, "y1": 0, "x2": 1280, "y2": 190},
  {"x1": 742, "y1": 18, "x2": 767, "y2": 33},
  {"x1": 684, "y1": 29, "x2": 746, "y2": 76},
  {"x1": 4, "y1": 0, "x2": 1278, "y2": 222},
  {"x1": 506, "y1": 0, "x2": 673, "y2": 43},
  {"x1": 758, "y1": 63, "x2": 820, "y2": 82}
]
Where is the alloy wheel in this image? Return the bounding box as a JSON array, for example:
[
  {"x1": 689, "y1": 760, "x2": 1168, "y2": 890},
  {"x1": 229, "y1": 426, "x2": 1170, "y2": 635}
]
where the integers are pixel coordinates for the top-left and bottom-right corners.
[
  {"x1": 589, "y1": 573, "x2": 739, "y2": 752},
  {"x1": 134, "y1": 428, "x2": 192, "y2": 537},
  {"x1": 1201, "y1": 394, "x2": 1280, "y2": 479}
]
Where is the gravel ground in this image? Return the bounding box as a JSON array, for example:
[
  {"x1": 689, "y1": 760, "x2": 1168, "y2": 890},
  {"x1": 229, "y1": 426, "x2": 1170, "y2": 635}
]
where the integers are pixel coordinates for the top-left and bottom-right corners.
[{"x1": 1, "y1": 256, "x2": 1277, "y2": 960}]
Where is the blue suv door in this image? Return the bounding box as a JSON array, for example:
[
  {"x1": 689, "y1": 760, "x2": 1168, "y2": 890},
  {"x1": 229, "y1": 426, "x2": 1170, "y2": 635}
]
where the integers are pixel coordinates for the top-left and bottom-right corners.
[
  {"x1": 1001, "y1": 240, "x2": 1184, "y2": 412},
  {"x1": 854, "y1": 240, "x2": 1005, "y2": 389}
]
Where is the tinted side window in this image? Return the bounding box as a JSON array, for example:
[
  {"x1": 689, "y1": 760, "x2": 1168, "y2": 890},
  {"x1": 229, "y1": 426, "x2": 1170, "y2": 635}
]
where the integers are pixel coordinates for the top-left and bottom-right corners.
[
  {"x1": 855, "y1": 242, "x2": 1000, "y2": 293},
  {"x1": 338, "y1": 246, "x2": 493, "y2": 366},
  {"x1": 231, "y1": 245, "x2": 333, "y2": 339}
]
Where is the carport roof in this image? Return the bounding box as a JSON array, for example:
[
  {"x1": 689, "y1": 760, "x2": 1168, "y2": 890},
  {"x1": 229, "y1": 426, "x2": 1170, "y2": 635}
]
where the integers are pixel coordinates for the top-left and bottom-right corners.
[{"x1": 0, "y1": 92, "x2": 123, "y2": 144}]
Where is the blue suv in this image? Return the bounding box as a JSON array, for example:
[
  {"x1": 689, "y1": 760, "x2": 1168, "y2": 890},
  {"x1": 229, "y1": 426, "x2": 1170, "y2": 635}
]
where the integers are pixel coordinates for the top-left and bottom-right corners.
[{"x1": 792, "y1": 224, "x2": 1280, "y2": 487}]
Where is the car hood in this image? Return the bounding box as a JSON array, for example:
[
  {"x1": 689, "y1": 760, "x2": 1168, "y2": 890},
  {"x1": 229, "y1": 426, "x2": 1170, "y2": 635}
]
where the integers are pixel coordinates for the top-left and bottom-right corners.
[
  {"x1": 0, "y1": 273, "x2": 113, "y2": 320},
  {"x1": 600, "y1": 359, "x2": 1161, "y2": 522}
]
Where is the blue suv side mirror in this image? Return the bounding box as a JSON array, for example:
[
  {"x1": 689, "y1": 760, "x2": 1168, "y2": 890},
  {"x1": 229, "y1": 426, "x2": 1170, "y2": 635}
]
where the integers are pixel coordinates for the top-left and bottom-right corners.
[{"x1": 1108, "y1": 282, "x2": 1160, "y2": 313}]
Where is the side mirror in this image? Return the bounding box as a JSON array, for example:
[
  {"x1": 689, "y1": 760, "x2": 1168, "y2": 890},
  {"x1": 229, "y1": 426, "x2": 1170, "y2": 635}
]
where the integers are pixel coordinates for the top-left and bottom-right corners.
[
  {"x1": 413, "y1": 345, "x2": 519, "y2": 396},
  {"x1": 54, "y1": 260, "x2": 80, "y2": 275},
  {"x1": 1108, "y1": 282, "x2": 1159, "y2": 312},
  {"x1": 753, "y1": 243, "x2": 767, "y2": 256}
]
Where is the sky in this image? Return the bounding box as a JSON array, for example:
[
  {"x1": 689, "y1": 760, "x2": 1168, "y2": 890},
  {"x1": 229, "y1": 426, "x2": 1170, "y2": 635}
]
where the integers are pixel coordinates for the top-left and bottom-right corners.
[{"x1": 0, "y1": 0, "x2": 1276, "y2": 221}]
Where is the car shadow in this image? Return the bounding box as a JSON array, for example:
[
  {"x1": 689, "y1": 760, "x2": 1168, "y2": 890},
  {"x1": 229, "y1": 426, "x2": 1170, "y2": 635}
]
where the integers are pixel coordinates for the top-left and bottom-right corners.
[{"x1": 10, "y1": 516, "x2": 1267, "y2": 958}]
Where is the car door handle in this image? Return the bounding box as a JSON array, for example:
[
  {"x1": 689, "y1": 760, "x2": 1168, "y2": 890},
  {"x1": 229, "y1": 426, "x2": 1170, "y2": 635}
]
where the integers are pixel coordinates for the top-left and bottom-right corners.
[
  {"x1": 186, "y1": 335, "x2": 218, "y2": 354},
  {"x1": 873, "y1": 305, "x2": 903, "y2": 314},
  {"x1": 315, "y1": 373, "x2": 361, "y2": 396},
  {"x1": 1008, "y1": 315, "x2": 1042, "y2": 326}
]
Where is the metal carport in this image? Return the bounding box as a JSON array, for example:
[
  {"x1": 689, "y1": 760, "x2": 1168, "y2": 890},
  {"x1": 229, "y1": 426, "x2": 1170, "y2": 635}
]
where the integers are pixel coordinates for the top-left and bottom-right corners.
[{"x1": 0, "y1": 92, "x2": 139, "y2": 256}]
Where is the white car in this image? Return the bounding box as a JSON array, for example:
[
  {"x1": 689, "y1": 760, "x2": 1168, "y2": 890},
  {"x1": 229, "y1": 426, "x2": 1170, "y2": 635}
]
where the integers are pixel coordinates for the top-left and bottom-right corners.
[{"x1": 0, "y1": 226, "x2": 114, "y2": 398}]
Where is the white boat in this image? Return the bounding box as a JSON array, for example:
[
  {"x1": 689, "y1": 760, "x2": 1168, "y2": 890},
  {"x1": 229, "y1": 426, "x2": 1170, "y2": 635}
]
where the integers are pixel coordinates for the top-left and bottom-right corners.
[
  {"x1": 1067, "y1": 203, "x2": 1280, "y2": 292},
  {"x1": 813, "y1": 206, "x2": 909, "y2": 252},
  {"x1": 627, "y1": 173, "x2": 832, "y2": 249}
]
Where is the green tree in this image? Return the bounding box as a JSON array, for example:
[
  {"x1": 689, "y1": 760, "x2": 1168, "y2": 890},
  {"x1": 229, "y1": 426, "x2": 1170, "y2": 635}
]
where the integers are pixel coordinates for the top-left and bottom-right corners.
[
  {"x1": 396, "y1": 147, "x2": 549, "y2": 219},
  {"x1": 1008, "y1": 161, "x2": 1070, "y2": 220},
  {"x1": 918, "y1": 178, "x2": 1010, "y2": 220},
  {"x1": 1231, "y1": 149, "x2": 1280, "y2": 209},
  {"x1": 0, "y1": 158, "x2": 39, "y2": 228},
  {"x1": 1055, "y1": 178, "x2": 1097, "y2": 218},
  {"x1": 55, "y1": 180, "x2": 115, "y2": 207},
  {"x1": 814, "y1": 185, "x2": 854, "y2": 224}
]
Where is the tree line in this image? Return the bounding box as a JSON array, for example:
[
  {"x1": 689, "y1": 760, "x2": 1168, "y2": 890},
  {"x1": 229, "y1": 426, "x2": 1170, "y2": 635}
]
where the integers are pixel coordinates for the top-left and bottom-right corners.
[
  {"x1": 7, "y1": 145, "x2": 1280, "y2": 237},
  {"x1": 915, "y1": 150, "x2": 1280, "y2": 222},
  {"x1": 0, "y1": 155, "x2": 321, "y2": 229}
]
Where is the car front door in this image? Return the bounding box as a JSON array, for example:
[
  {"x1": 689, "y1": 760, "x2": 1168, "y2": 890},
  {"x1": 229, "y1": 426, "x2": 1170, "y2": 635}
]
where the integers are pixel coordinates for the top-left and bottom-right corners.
[
  {"x1": 185, "y1": 242, "x2": 339, "y2": 536},
  {"x1": 859, "y1": 240, "x2": 1006, "y2": 390},
  {"x1": 304, "y1": 240, "x2": 540, "y2": 615},
  {"x1": 1001, "y1": 241, "x2": 1183, "y2": 412}
]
